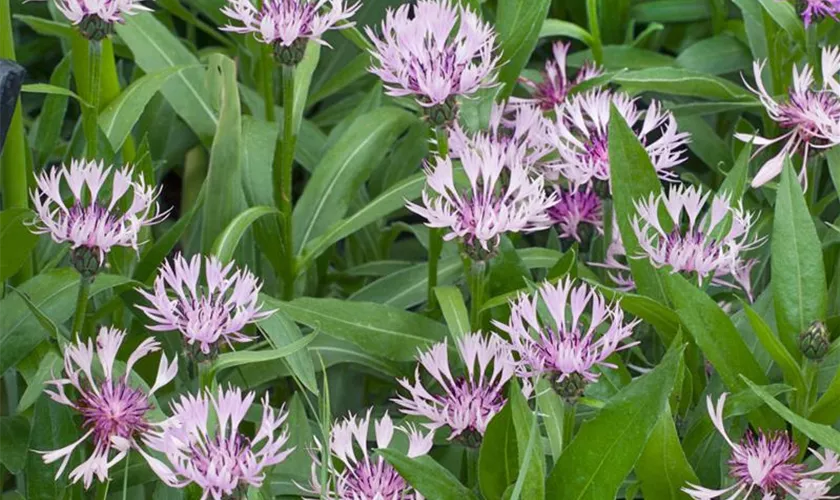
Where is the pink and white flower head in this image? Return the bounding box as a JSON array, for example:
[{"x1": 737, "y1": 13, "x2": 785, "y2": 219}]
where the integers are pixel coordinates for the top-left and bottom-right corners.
[
  {"x1": 30, "y1": 159, "x2": 165, "y2": 278},
  {"x1": 683, "y1": 394, "x2": 840, "y2": 499},
  {"x1": 394, "y1": 332, "x2": 515, "y2": 447},
  {"x1": 514, "y1": 41, "x2": 603, "y2": 111},
  {"x1": 34, "y1": 0, "x2": 151, "y2": 39},
  {"x1": 221, "y1": 0, "x2": 360, "y2": 65},
  {"x1": 736, "y1": 47, "x2": 840, "y2": 188},
  {"x1": 137, "y1": 253, "x2": 274, "y2": 358},
  {"x1": 631, "y1": 184, "x2": 763, "y2": 299},
  {"x1": 540, "y1": 89, "x2": 689, "y2": 185},
  {"x1": 39, "y1": 327, "x2": 178, "y2": 489},
  {"x1": 547, "y1": 186, "x2": 604, "y2": 246},
  {"x1": 306, "y1": 409, "x2": 433, "y2": 499},
  {"x1": 493, "y1": 278, "x2": 638, "y2": 403},
  {"x1": 365, "y1": 0, "x2": 499, "y2": 125},
  {"x1": 144, "y1": 387, "x2": 293, "y2": 500},
  {"x1": 588, "y1": 218, "x2": 636, "y2": 292},
  {"x1": 801, "y1": 0, "x2": 840, "y2": 27},
  {"x1": 406, "y1": 139, "x2": 555, "y2": 261}
]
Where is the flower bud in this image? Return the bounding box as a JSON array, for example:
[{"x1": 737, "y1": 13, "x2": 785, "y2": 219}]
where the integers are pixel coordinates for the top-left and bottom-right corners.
[
  {"x1": 273, "y1": 38, "x2": 308, "y2": 66},
  {"x1": 800, "y1": 321, "x2": 829, "y2": 361},
  {"x1": 70, "y1": 246, "x2": 102, "y2": 279},
  {"x1": 552, "y1": 372, "x2": 587, "y2": 404},
  {"x1": 77, "y1": 15, "x2": 114, "y2": 41}
]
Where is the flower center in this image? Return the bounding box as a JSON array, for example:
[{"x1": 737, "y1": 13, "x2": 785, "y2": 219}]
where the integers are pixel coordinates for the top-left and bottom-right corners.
[
  {"x1": 341, "y1": 457, "x2": 409, "y2": 499},
  {"x1": 729, "y1": 431, "x2": 804, "y2": 493},
  {"x1": 77, "y1": 380, "x2": 152, "y2": 449},
  {"x1": 780, "y1": 89, "x2": 840, "y2": 145},
  {"x1": 188, "y1": 433, "x2": 252, "y2": 488}
]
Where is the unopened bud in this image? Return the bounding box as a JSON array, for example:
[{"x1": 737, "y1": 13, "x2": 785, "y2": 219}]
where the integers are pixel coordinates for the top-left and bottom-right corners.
[{"x1": 800, "y1": 321, "x2": 829, "y2": 361}]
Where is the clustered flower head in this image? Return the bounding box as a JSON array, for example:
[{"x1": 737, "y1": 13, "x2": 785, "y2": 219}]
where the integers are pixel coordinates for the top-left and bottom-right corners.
[
  {"x1": 540, "y1": 89, "x2": 689, "y2": 186},
  {"x1": 514, "y1": 41, "x2": 603, "y2": 110},
  {"x1": 40, "y1": 327, "x2": 177, "y2": 488},
  {"x1": 737, "y1": 47, "x2": 840, "y2": 187},
  {"x1": 30, "y1": 159, "x2": 165, "y2": 278},
  {"x1": 221, "y1": 0, "x2": 361, "y2": 65},
  {"x1": 137, "y1": 253, "x2": 274, "y2": 358},
  {"x1": 43, "y1": 0, "x2": 151, "y2": 39},
  {"x1": 800, "y1": 0, "x2": 840, "y2": 26},
  {"x1": 631, "y1": 184, "x2": 763, "y2": 299},
  {"x1": 394, "y1": 332, "x2": 514, "y2": 447},
  {"x1": 365, "y1": 0, "x2": 499, "y2": 125},
  {"x1": 307, "y1": 409, "x2": 433, "y2": 499},
  {"x1": 144, "y1": 387, "x2": 293, "y2": 500},
  {"x1": 494, "y1": 278, "x2": 637, "y2": 403},
  {"x1": 448, "y1": 102, "x2": 549, "y2": 165},
  {"x1": 683, "y1": 394, "x2": 840, "y2": 499},
  {"x1": 547, "y1": 186, "x2": 604, "y2": 246}
]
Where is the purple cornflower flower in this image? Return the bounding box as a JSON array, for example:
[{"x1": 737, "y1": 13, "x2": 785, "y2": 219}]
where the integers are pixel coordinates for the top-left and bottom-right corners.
[
  {"x1": 137, "y1": 254, "x2": 274, "y2": 357},
  {"x1": 394, "y1": 332, "x2": 515, "y2": 447},
  {"x1": 30, "y1": 0, "x2": 150, "y2": 39},
  {"x1": 737, "y1": 47, "x2": 840, "y2": 187},
  {"x1": 683, "y1": 394, "x2": 840, "y2": 499},
  {"x1": 514, "y1": 41, "x2": 603, "y2": 110},
  {"x1": 540, "y1": 89, "x2": 689, "y2": 186},
  {"x1": 493, "y1": 278, "x2": 638, "y2": 402},
  {"x1": 221, "y1": 0, "x2": 360, "y2": 65},
  {"x1": 365, "y1": 0, "x2": 499, "y2": 125},
  {"x1": 30, "y1": 159, "x2": 165, "y2": 277},
  {"x1": 801, "y1": 0, "x2": 840, "y2": 26},
  {"x1": 39, "y1": 327, "x2": 178, "y2": 488},
  {"x1": 306, "y1": 409, "x2": 433, "y2": 499},
  {"x1": 547, "y1": 186, "x2": 604, "y2": 244},
  {"x1": 406, "y1": 137, "x2": 555, "y2": 260},
  {"x1": 144, "y1": 387, "x2": 293, "y2": 500},
  {"x1": 448, "y1": 102, "x2": 549, "y2": 165},
  {"x1": 631, "y1": 184, "x2": 763, "y2": 299}
]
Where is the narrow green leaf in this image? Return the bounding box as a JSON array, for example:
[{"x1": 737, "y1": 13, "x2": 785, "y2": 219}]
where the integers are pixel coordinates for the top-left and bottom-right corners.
[
  {"x1": 348, "y1": 258, "x2": 461, "y2": 310},
  {"x1": 380, "y1": 450, "x2": 478, "y2": 500},
  {"x1": 496, "y1": 0, "x2": 552, "y2": 98},
  {"x1": 211, "y1": 333, "x2": 316, "y2": 377},
  {"x1": 22, "y1": 83, "x2": 90, "y2": 107},
  {"x1": 16, "y1": 349, "x2": 62, "y2": 413},
  {"x1": 212, "y1": 206, "x2": 280, "y2": 264},
  {"x1": 292, "y1": 42, "x2": 320, "y2": 134},
  {"x1": 719, "y1": 141, "x2": 752, "y2": 200},
  {"x1": 13, "y1": 14, "x2": 75, "y2": 39},
  {"x1": 509, "y1": 381, "x2": 545, "y2": 500},
  {"x1": 0, "y1": 209, "x2": 39, "y2": 281},
  {"x1": 614, "y1": 68, "x2": 756, "y2": 101},
  {"x1": 435, "y1": 286, "x2": 471, "y2": 339},
  {"x1": 636, "y1": 406, "x2": 698, "y2": 500},
  {"x1": 26, "y1": 397, "x2": 78, "y2": 500},
  {"x1": 756, "y1": 0, "x2": 806, "y2": 47},
  {"x1": 0, "y1": 416, "x2": 30, "y2": 474},
  {"x1": 258, "y1": 296, "x2": 319, "y2": 395},
  {"x1": 478, "y1": 405, "x2": 518, "y2": 500},
  {"x1": 741, "y1": 301, "x2": 807, "y2": 394},
  {"x1": 631, "y1": 0, "x2": 711, "y2": 22},
  {"x1": 536, "y1": 378, "x2": 565, "y2": 461},
  {"x1": 676, "y1": 35, "x2": 752, "y2": 75},
  {"x1": 827, "y1": 146, "x2": 840, "y2": 200},
  {"x1": 538, "y1": 19, "x2": 594, "y2": 45},
  {"x1": 30, "y1": 54, "x2": 71, "y2": 165}
]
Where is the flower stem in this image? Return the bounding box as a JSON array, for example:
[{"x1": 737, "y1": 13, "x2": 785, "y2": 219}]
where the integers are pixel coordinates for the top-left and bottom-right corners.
[
  {"x1": 85, "y1": 39, "x2": 102, "y2": 160},
  {"x1": 261, "y1": 44, "x2": 276, "y2": 123},
  {"x1": 585, "y1": 0, "x2": 603, "y2": 65},
  {"x1": 426, "y1": 127, "x2": 449, "y2": 311},
  {"x1": 467, "y1": 258, "x2": 488, "y2": 329},
  {"x1": 276, "y1": 65, "x2": 297, "y2": 300},
  {"x1": 562, "y1": 401, "x2": 576, "y2": 450},
  {"x1": 121, "y1": 450, "x2": 130, "y2": 500},
  {"x1": 71, "y1": 276, "x2": 92, "y2": 339}
]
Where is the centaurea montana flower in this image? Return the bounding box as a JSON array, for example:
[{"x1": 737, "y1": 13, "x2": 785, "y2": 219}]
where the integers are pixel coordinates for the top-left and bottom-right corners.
[
  {"x1": 631, "y1": 184, "x2": 763, "y2": 299},
  {"x1": 683, "y1": 394, "x2": 840, "y2": 499},
  {"x1": 221, "y1": 0, "x2": 360, "y2": 65},
  {"x1": 144, "y1": 387, "x2": 293, "y2": 500},
  {"x1": 31, "y1": 0, "x2": 151, "y2": 39},
  {"x1": 39, "y1": 327, "x2": 178, "y2": 488},
  {"x1": 540, "y1": 89, "x2": 689, "y2": 186},
  {"x1": 514, "y1": 41, "x2": 603, "y2": 110},
  {"x1": 589, "y1": 224, "x2": 635, "y2": 291},
  {"x1": 801, "y1": 0, "x2": 840, "y2": 27},
  {"x1": 394, "y1": 332, "x2": 515, "y2": 447},
  {"x1": 365, "y1": 0, "x2": 499, "y2": 125},
  {"x1": 494, "y1": 278, "x2": 638, "y2": 402},
  {"x1": 736, "y1": 47, "x2": 840, "y2": 187},
  {"x1": 137, "y1": 253, "x2": 274, "y2": 358},
  {"x1": 547, "y1": 186, "x2": 604, "y2": 246},
  {"x1": 29, "y1": 159, "x2": 165, "y2": 277},
  {"x1": 305, "y1": 409, "x2": 433, "y2": 499}
]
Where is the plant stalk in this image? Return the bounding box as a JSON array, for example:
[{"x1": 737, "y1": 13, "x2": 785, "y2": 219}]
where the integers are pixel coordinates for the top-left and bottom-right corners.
[
  {"x1": 562, "y1": 402, "x2": 576, "y2": 450},
  {"x1": 71, "y1": 276, "x2": 92, "y2": 338},
  {"x1": 276, "y1": 65, "x2": 297, "y2": 300},
  {"x1": 85, "y1": 39, "x2": 102, "y2": 159},
  {"x1": 467, "y1": 258, "x2": 489, "y2": 329},
  {"x1": 426, "y1": 127, "x2": 449, "y2": 310}
]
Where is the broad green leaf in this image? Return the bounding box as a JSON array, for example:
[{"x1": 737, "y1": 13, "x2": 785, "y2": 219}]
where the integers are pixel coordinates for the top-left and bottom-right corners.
[
  {"x1": 478, "y1": 404, "x2": 518, "y2": 500},
  {"x1": 212, "y1": 206, "x2": 280, "y2": 264},
  {"x1": 257, "y1": 297, "x2": 319, "y2": 395},
  {"x1": 496, "y1": 0, "x2": 552, "y2": 98},
  {"x1": 16, "y1": 349, "x2": 62, "y2": 413},
  {"x1": 348, "y1": 258, "x2": 461, "y2": 310},
  {"x1": 811, "y1": 363, "x2": 840, "y2": 424},
  {"x1": 772, "y1": 161, "x2": 827, "y2": 355},
  {"x1": 676, "y1": 35, "x2": 752, "y2": 75},
  {"x1": 567, "y1": 46, "x2": 678, "y2": 70},
  {"x1": 307, "y1": 52, "x2": 371, "y2": 106},
  {"x1": 0, "y1": 416, "x2": 30, "y2": 474},
  {"x1": 380, "y1": 450, "x2": 478, "y2": 500},
  {"x1": 0, "y1": 209, "x2": 39, "y2": 281},
  {"x1": 741, "y1": 301, "x2": 807, "y2": 394},
  {"x1": 210, "y1": 333, "x2": 316, "y2": 377},
  {"x1": 536, "y1": 378, "x2": 565, "y2": 461},
  {"x1": 26, "y1": 397, "x2": 79, "y2": 500},
  {"x1": 292, "y1": 107, "x2": 415, "y2": 253},
  {"x1": 277, "y1": 298, "x2": 449, "y2": 362},
  {"x1": 538, "y1": 19, "x2": 594, "y2": 46},
  {"x1": 30, "y1": 54, "x2": 71, "y2": 165},
  {"x1": 631, "y1": 0, "x2": 711, "y2": 22},
  {"x1": 546, "y1": 342, "x2": 685, "y2": 499},
  {"x1": 489, "y1": 237, "x2": 531, "y2": 297},
  {"x1": 509, "y1": 381, "x2": 545, "y2": 500},
  {"x1": 756, "y1": 0, "x2": 806, "y2": 47},
  {"x1": 719, "y1": 142, "x2": 752, "y2": 201},
  {"x1": 636, "y1": 406, "x2": 698, "y2": 499},
  {"x1": 435, "y1": 286, "x2": 471, "y2": 339},
  {"x1": 614, "y1": 68, "x2": 756, "y2": 101},
  {"x1": 673, "y1": 113, "x2": 733, "y2": 170},
  {"x1": 590, "y1": 284, "x2": 681, "y2": 339}
]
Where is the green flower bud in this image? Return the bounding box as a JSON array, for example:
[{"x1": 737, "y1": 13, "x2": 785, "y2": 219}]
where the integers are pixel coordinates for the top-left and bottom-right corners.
[
  {"x1": 70, "y1": 246, "x2": 102, "y2": 279},
  {"x1": 800, "y1": 320, "x2": 829, "y2": 361},
  {"x1": 77, "y1": 15, "x2": 114, "y2": 42},
  {"x1": 273, "y1": 38, "x2": 308, "y2": 67},
  {"x1": 425, "y1": 96, "x2": 459, "y2": 127},
  {"x1": 551, "y1": 372, "x2": 587, "y2": 404}
]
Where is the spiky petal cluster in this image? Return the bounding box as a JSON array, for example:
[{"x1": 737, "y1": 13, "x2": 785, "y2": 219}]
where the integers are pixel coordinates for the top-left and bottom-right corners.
[
  {"x1": 394, "y1": 332, "x2": 514, "y2": 444},
  {"x1": 540, "y1": 90, "x2": 689, "y2": 185},
  {"x1": 631, "y1": 185, "x2": 763, "y2": 298},
  {"x1": 365, "y1": 0, "x2": 499, "y2": 108},
  {"x1": 144, "y1": 387, "x2": 293, "y2": 500},
  {"x1": 801, "y1": 0, "x2": 840, "y2": 27},
  {"x1": 40, "y1": 327, "x2": 177, "y2": 488},
  {"x1": 30, "y1": 159, "x2": 165, "y2": 274},
  {"x1": 137, "y1": 254, "x2": 274, "y2": 356},
  {"x1": 221, "y1": 0, "x2": 360, "y2": 47},
  {"x1": 306, "y1": 410, "x2": 433, "y2": 499},
  {"x1": 45, "y1": 0, "x2": 151, "y2": 26},
  {"x1": 737, "y1": 47, "x2": 840, "y2": 187},
  {"x1": 515, "y1": 42, "x2": 603, "y2": 110},
  {"x1": 406, "y1": 138, "x2": 555, "y2": 258},
  {"x1": 547, "y1": 187, "x2": 604, "y2": 243},
  {"x1": 590, "y1": 225, "x2": 635, "y2": 291},
  {"x1": 448, "y1": 102, "x2": 549, "y2": 165},
  {"x1": 494, "y1": 279, "x2": 637, "y2": 389},
  {"x1": 683, "y1": 394, "x2": 840, "y2": 499}
]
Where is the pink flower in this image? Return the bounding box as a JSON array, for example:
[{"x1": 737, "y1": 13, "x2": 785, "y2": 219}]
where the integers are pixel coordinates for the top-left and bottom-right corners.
[
  {"x1": 406, "y1": 136, "x2": 556, "y2": 259},
  {"x1": 365, "y1": 0, "x2": 499, "y2": 123},
  {"x1": 137, "y1": 254, "x2": 274, "y2": 357},
  {"x1": 514, "y1": 42, "x2": 603, "y2": 110},
  {"x1": 547, "y1": 186, "x2": 603, "y2": 244},
  {"x1": 448, "y1": 102, "x2": 549, "y2": 166},
  {"x1": 801, "y1": 0, "x2": 840, "y2": 26},
  {"x1": 39, "y1": 327, "x2": 178, "y2": 489},
  {"x1": 631, "y1": 185, "x2": 763, "y2": 299},
  {"x1": 30, "y1": 159, "x2": 165, "y2": 277},
  {"x1": 36, "y1": 0, "x2": 150, "y2": 37},
  {"x1": 394, "y1": 332, "x2": 515, "y2": 446},
  {"x1": 588, "y1": 218, "x2": 636, "y2": 291},
  {"x1": 144, "y1": 387, "x2": 293, "y2": 500},
  {"x1": 683, "y1": 394, "x2": 840, "y2": 499},
  {"x1": 306, "y1": 409, "x2": 433, "y2": 499},
  {"x1": 493, "y1": 278, "x2": 637, "y2": 402},
  {"x1": 540, "y1": 89, "x2": 689, "y2": 186},
  {"x1": 736, "y1": 47, "x2": 840, "y2": 187}
]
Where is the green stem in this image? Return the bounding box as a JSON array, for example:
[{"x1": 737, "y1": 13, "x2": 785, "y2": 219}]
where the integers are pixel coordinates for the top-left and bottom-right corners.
[
  {"x1": 95, "y1": 479, "x2": 110, "y2": 500},
  {"x1": 467, "y1": 259, "x2": 488, "y2": 329},
  {"x1": 85, "y1": 39, "x2": 102, "y2": 160},
  {"x1": 71, "y1": 276, "x2": 92, "y2": 339},
  {"x1": 562, "y1": 402, "x2": 576, "y2": 450},
  {"x1": 122, "y1": 450, "x2": 130, "y2": 500},
  {"x1": 261, "y1": 45, "x2": 276, "y2": 123},
  {"x1": 585, "y1": 0, "x2": 603, "y2": 65},
  {"x1": 426, "y1": 128, "x2": 449, "y2": 310},
  {"x1": 278, "y1": 65, "x2": 297, "y2": 300},
  {"x1": 464, "y1": 447, "x2": 479, "y2": 488}
]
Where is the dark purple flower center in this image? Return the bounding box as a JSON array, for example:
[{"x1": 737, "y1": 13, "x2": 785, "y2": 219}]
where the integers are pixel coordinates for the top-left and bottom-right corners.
[
  {"x1": 436, "y1": 377, "x2": 505, "y2": 439},
  {"x1": 780, "y1": 88, "x2": 840, "y2": 145},
  {"x1": 188, "y1": 433, "x2": 251, "y2": 482},
  {"x1": 729, "y1": 431, "x2": 804, "y2": 493},
  {"x1": 66, "y1": 202, "x2": 122, "y2": 247},
  {"x1": 77, "y1": 380, "x2": 152, "y2": 448}
]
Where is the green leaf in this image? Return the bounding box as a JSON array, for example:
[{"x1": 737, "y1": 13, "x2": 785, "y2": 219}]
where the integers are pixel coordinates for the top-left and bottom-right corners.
[
  {"x1": 292, "y1": 42, "x2": 320, "y2": 135},
  {"x1": 435, "y1": 286, "x2": 471, "y2": 339},
  {"x1": 212, "y1": 206, "x2": 280, "y2": 264},
  {"x1": 380, "y1": 450, "x2": 478, "y2": 500},
  {"x1": 210, "y1": 333, "x2": 316, "y2": 377},
  {"x1": 292, "y1": 107, "x2": 415, "y2": 253},
  {"x1": 496, "y1": 0, "x2": 552, "y2": 99},
  {"x1": 631, "y1": 0, "x2": 711, "y2": 22},
  {"x1": 14, "y1": 14, "x2": 75, "y2": 39},
  {"x1": 26, "y1": 397, "x2": 79, "y2": 500},
  {"x1": 772, "y1": 160, "x2": 827, "y2": 355},
  {"x1": 614, "y1": 68, "x2": 756, "y2": 101},
  {"x1": 546, "y1": 342, "x2": 685, "y2": 499},
  {"x1": 567, "y1": 46, "x2": 678, "y2": 70},
  {"x1": 348, "y1": 258, "x2": 461, "y2": 310},
  {"x1": 719, "y1": 141, "x2": 752, "y2": 201},
  {"x1": 0, "y1": 209, "x2": 39, "y2": 281},
  {"x1": 590, "y1": 284, "x2": 681, "y2": 340},
  {"x1": 636, "y1": 406, "x2": 698, "y2": 500},
  {"x1": 538, "y1": 19, "x2": 594, "y2": 46},
  {"x1": 741, "y1": 301, "x2": 807, "y2": 394},
  {"x1": 277, "y1": 298, "x2": 449, "y2": 362},
  {"x1": 22, "y1": 83, "x2": 90, "y2": 108},
  {"x1": 478, "y1": 404, "x2": 518, "y2": 500},
  {"x1": 756, "y1": 0, "x2": 806, "y2": 47},
  {"x1": 509, "y1": 381, "x2": 545, "y2": 500},
  {"x1": 536, "y1": 378, "x2": 565, "y2": 461},
  {"x1": 0, "y1": 416, "x2": 30, "y2": 474},
  {"x1": 16, "y1": 349, "x2": 62, "y2": 413},
  {"x1": 257, "y1": 296, "x2": 319, "y2": 395},
  {"x1": 676, "y1": 35, "x2": 752, "y2": 75},
  {"x1": 673, "y1": 113, "x2": 733, "y2": 171},
  {"x1": 30, "y1": 54, "x2": 71, "y2": 165},
  {"x1": 827, "y1": 146, "x2": 840, "y2": 200}
]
